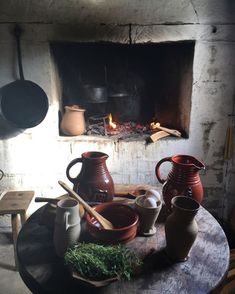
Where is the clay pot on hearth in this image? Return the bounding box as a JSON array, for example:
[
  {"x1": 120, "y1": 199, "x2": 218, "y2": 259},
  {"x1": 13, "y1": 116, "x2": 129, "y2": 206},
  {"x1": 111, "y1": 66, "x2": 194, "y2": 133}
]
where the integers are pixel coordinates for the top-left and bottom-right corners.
[{"x1": 60, "y1": 105, "x2": 86, "y2": 136}]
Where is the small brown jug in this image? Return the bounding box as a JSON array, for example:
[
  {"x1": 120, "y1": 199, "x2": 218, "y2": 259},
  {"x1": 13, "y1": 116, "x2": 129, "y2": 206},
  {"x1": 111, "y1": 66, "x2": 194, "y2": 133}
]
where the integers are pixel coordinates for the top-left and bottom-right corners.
[
  {"x1": 155, "y1": 154, "x2": 205, "y2": 210},
  {"x1": 66, "y1": 151, "x2": 114, "y2": 203},
  {"x1": 165, "y1": 196, "x2": 200, "y2": 261}
]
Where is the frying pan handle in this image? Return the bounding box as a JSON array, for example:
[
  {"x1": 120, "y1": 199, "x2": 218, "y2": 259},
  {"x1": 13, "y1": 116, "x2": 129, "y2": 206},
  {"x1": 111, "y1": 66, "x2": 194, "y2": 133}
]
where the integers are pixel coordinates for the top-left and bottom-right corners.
[{"x1": 14, "y1": 25, "x2": 25, "y2": 80}]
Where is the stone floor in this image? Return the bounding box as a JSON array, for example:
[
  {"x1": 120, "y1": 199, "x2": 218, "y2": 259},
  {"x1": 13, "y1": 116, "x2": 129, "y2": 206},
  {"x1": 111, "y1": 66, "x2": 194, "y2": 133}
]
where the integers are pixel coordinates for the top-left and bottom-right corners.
[{"x1": 0, "y1": 226, "x2": 31, "y2": 294}]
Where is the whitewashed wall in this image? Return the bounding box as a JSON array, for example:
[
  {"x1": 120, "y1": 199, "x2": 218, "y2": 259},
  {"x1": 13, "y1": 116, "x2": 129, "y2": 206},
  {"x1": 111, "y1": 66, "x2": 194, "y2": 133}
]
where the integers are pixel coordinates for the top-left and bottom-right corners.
[{"x1": 0, "y1": 0, "x2": 234, "y2": 219}]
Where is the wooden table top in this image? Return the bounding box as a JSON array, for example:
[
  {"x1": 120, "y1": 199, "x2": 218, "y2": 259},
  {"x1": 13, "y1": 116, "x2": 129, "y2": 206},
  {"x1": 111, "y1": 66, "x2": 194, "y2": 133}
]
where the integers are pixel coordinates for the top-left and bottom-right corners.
[{"x1": 16, "y1": 199, "x2": 230, "y2": 294}]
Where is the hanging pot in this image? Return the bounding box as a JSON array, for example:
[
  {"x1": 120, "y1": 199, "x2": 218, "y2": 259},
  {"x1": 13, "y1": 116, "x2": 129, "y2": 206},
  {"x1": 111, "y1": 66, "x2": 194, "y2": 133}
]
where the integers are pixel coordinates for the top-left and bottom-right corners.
[
  {"x1": 0, "y1": 25, "x2": 49, "y2": 139},
  {"x1": 82, "y1": 84, "x2": 108, "y2": 103}
]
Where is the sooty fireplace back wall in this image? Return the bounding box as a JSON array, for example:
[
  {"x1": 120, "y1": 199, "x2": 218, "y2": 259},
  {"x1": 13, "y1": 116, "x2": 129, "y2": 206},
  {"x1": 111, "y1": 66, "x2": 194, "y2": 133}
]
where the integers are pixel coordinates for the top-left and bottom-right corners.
[{"x1": 51, "y1": 41, "x2": 195, "y2": 138}]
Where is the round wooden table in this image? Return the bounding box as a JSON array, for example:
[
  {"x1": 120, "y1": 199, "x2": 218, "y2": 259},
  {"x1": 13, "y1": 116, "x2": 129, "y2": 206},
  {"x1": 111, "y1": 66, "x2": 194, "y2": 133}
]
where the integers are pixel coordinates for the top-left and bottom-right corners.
[{"x1": 17, "y1": 204, "x2": 229, "y2": 294}]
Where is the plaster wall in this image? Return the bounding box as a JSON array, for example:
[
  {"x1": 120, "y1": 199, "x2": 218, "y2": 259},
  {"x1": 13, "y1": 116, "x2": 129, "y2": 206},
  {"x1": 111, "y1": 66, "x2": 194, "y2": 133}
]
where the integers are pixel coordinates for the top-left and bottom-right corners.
[{"x1": 0, "y1": 0, "x2": 234, "y2": 219}]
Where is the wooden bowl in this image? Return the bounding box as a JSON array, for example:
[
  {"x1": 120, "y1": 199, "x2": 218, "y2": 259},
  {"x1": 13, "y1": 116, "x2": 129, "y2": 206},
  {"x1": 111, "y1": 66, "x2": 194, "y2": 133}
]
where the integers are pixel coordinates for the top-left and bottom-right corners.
[{"x1": 85, "y1": 202, "x2": 139, "y2": 244}]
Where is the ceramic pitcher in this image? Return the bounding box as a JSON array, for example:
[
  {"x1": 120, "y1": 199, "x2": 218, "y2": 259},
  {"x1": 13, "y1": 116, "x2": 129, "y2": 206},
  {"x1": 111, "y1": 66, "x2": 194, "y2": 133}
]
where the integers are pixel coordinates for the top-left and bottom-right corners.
[
  {"x1": 155, "y1": 154, "x2": 205, "y2": 210},
  {"x1": 53, "y1": 198, "x2": 81, "y2": 257},
  {"x1": 66, "y1": 151, "x2": 114, "y2": 203},
  {"x1": 165, "y1": 196, "x2": 200, "y2": 261},
  {"x1": 60, "y1": 105, "x2": 86, "y2": 136}
]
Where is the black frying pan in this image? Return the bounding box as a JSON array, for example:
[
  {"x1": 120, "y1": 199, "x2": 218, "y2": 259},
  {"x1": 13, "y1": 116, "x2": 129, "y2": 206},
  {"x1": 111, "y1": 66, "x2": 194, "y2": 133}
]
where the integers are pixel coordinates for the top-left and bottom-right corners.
[{"x1": 0, "y1": 25, "x2": 49, "y2": 138}]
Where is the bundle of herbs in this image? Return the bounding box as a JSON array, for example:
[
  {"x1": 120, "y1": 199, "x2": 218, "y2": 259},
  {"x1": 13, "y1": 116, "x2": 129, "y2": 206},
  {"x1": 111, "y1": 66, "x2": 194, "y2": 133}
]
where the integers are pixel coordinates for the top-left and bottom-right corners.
[{"x1": 64, "y1": 243, "x2": 143, "y2": 281}]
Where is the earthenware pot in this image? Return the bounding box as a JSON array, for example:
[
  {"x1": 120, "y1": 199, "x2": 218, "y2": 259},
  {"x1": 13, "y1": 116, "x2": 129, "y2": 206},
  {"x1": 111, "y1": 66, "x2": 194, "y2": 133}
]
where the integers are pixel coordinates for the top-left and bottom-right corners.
[
  {"x1": 53, "y1": 199, "x2": 81, "y2": 257},
  {"x1": 86, "y1": 202, "x2": 139, "y2": 244},
  {"x1": 60, "y1": 105, "x2": 86, "y2": 136},
  {"x1": 165, "y1": 196, "x2": 200, "y2": 262},
  {"x1": 66, "y1": 151, "x2": 114, "y2": 203},
  {"x1": 155, "y1": 154, "x2": 205, "y2": 210}
]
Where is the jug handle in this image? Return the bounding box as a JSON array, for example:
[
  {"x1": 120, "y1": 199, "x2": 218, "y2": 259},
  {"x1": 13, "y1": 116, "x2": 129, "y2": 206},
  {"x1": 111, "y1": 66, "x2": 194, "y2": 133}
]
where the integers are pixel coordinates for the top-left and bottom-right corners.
[
  {"x1": 155, "y1": 157, "x2": 172, "y2": 184},
  {"x1": 64, "y1": 211, "x2": 70, "y2": 230},
  {"x1": 66, "y1": 158, "x2": 83, "y2": 184},
  {"x1": 0, "y1": 169, "x2": 4, "y2": 181}
]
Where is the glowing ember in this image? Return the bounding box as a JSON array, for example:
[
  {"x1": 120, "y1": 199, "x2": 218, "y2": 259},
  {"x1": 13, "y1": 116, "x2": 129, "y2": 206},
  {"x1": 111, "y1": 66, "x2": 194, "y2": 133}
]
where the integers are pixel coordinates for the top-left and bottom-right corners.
[
  {"x1": 150, "y1": 122, "x2": 160, "y2": 130},
  {"x1": 108, "y1": 113, "x2": 117, "y2": 129}
]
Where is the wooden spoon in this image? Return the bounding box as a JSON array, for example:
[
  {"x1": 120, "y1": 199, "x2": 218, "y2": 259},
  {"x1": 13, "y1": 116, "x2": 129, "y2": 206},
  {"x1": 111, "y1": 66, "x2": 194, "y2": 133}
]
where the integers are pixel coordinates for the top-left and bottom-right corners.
[
  {"x1": 58, "y1": 181, "x2": 114, "y2": 230},
  {"x1": 35, "y1": 195, "x2": 85, "y2": 218},
  {"x1": 35, "y1": 196, "x2": 63, "y2": 204}
]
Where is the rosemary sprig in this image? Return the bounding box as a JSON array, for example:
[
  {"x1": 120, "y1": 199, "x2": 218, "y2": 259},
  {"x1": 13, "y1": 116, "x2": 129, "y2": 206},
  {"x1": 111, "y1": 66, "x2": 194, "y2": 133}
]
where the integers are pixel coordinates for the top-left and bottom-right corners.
[{"x1": 64, "y1": 243, "x2": 142, "y2": 281}]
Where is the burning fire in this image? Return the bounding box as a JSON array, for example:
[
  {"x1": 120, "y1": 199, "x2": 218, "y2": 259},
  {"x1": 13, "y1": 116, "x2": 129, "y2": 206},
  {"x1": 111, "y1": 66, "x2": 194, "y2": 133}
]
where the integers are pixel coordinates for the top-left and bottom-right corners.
[
  {"x1": 150, "y1": 122, "x2": 160, "y2": 130},
  {"x1": 108, "y1": 113, "x2": 117, "y2": 129}
]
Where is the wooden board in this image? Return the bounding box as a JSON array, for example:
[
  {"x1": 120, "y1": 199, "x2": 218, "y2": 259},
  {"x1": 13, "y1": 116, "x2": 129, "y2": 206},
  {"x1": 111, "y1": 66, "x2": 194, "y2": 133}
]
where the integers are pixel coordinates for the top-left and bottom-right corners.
[{"x1": 0, "y1": 191, "x2": 34, "y2": 214}]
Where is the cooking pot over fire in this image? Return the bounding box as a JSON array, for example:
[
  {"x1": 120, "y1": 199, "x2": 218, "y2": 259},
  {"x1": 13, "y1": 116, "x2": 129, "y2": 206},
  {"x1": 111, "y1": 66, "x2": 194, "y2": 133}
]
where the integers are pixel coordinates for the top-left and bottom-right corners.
[{"x1": 82, "y1": 84, "x2": 108, "y2": 104}]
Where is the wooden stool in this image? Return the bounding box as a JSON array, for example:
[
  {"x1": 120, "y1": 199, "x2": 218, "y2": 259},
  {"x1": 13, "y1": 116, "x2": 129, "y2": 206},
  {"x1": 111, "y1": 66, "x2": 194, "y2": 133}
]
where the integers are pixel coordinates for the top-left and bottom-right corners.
[{"x1": 0, "y1": 191, "x2": 34, "y2": 270}]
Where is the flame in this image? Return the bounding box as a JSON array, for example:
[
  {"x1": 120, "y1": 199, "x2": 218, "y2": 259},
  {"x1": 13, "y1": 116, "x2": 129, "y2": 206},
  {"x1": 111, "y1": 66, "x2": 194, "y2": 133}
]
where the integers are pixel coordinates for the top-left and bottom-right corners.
[
  {"x1": 108, "y1": 113, "x2": 117, "y2": 129},
  {"x1": 150, "y1": 122, "x2": 160, "y2": 130}
]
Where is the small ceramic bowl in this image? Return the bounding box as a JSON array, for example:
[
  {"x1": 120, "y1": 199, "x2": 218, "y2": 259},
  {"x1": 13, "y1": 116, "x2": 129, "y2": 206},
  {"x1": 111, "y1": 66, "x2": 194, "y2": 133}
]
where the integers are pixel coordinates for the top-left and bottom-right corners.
[{"x1": 85, "y1": 202, "x2": 139, "y2": 244}]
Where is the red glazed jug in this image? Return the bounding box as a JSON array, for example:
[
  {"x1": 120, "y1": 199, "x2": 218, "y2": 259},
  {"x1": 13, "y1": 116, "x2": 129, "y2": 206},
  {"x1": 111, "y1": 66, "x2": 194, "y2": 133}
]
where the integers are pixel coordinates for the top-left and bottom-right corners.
[
  {"x1": 66, "y1": 151, "x2": 114, "y2": 203},
  {"x1": 155, "y1": 155, "x2": 205, "y2": 210}
]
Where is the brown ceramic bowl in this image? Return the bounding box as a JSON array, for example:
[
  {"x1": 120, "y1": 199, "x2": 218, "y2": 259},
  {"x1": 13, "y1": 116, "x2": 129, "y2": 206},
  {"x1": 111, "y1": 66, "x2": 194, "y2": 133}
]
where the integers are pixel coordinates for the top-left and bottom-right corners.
[{"x1": 85, "y1": 202, "x2": 139, "y2": 244}]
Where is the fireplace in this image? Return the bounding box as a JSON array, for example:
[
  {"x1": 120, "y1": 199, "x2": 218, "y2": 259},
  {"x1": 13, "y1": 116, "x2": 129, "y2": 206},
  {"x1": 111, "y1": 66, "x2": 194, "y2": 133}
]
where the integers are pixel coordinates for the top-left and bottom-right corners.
[
  {"x1": 0, "y1": 1, "x2": 234, "y2": 224},
  {"x1": 51, "y1": 41, "x2": 195, "y2": 139}
]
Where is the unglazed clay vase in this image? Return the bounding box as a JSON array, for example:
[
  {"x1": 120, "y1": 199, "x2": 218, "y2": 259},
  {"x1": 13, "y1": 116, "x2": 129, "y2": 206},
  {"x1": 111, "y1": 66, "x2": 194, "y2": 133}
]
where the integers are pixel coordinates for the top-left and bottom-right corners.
[
  {"x1": 135, "y1": 195, "x2": 162, "y2": 236},
  {"x1": 66, "y1": 151, "x2": 114, "y2": 203},
  {"x1": 155, "y1": 155, "x2": 205, "y2": 210},
  {"x1": 53, "y1": 199, "x2": 81, "y2": 257},
  {"x1": 60, "y1": 105, "x2": 86, "y2": 136},
  {"x1": 165, "y1": 196, "x2": 200, "y2": 262}
]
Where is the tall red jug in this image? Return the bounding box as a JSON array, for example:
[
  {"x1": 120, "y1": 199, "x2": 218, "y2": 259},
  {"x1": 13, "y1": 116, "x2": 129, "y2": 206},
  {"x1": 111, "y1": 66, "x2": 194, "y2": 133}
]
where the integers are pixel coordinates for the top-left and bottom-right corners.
[
  {"x1": 66, "y1": 151, "x2": 114, "y2": 203},
  {"x1": 155, "y1": 155, "x2": 205, "y2": 210}
]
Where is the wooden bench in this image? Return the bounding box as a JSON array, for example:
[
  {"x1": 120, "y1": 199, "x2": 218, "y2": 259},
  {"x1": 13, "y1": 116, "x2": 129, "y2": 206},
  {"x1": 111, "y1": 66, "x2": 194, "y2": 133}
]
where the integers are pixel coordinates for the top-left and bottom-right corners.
[{"x1": 0, "y1": 191, "x2": 34, "y2": 270}]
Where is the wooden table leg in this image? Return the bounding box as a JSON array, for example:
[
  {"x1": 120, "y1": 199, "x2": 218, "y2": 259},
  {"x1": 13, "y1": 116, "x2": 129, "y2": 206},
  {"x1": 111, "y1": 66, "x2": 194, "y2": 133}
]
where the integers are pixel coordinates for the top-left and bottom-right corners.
[
  {"x1": 20, "y1": 212, "x2": 27, "y2": 225},
  {"x1": 11, "y1": 214, "x2": 21, "y2": 271}
]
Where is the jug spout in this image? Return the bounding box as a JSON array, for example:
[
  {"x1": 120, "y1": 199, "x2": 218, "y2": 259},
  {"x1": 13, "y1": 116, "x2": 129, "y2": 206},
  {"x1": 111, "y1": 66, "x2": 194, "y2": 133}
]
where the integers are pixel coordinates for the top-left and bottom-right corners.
[
  {"x1": 171, "y1": 155, "x2": 205, "y2": 170},
  {"x1": 191, "y1": 158, "x2": 205, "y2": 171}
]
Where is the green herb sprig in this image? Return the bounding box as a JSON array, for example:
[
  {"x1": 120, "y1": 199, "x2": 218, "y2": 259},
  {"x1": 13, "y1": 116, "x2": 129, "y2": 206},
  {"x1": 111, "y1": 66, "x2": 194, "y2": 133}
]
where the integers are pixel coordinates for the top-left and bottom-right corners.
[{"x1": 64, "y1": 243, "x2": 142, "y2": 281}]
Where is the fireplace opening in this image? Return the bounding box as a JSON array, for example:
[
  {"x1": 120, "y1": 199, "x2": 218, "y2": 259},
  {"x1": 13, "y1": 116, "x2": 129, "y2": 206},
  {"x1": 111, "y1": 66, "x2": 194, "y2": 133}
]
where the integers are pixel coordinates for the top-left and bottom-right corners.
[{"x1": 51, "y1": 41, "x2": 195, "y2": 140}]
